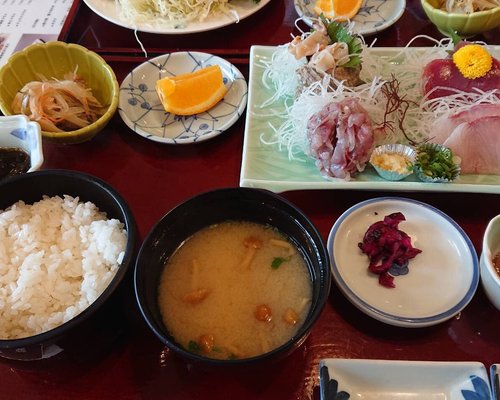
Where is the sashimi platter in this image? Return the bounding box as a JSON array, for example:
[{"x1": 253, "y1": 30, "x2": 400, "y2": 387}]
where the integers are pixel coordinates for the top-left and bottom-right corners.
[{"x1": 240, "y1": 19, "x2": 500, "y2": 193}]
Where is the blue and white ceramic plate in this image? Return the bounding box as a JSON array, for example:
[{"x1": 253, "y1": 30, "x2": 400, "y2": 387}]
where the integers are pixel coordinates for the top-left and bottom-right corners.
[
  {"x1": 491, "y1": 364, "x2": 499, "y2": 400},
  {"x1": 118, "y1": 52, "x2": 247, "y2": 144},
  {"x1": 294, "y1": 0, "x2": 406, "y2": 36},
  {"x1": 320, "y1": 359, "x2": 492, "y2": 400},
  {"x1": 327, "y1": 197, "x2": 479, "y2": 327}
]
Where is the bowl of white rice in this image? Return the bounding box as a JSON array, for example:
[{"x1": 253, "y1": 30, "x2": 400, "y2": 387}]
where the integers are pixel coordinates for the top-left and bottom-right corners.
[{"x1": 0, "y1": 169, "x2": 136, "y2": 361}]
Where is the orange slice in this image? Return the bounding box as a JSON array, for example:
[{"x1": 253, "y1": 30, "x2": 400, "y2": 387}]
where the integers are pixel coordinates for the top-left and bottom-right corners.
[
  {"x1": 313, "y1": 0, "x2": 363, "y2": 21},
  {"x1": 313, "y1": 0, "x2": 335, "y2": 18},
  {"x1": 156, "y1": 65, "x2": 228, "y2": 116}
]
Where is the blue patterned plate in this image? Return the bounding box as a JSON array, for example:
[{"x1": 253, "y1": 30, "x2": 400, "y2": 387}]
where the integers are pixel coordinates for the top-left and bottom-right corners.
[
  {"x1": 294, "y1": 0, "x2": 406, "y2": 36},
  {"x1": 320, "y1": 359, "x2": 492, "y2": 400},
  {"x1": 327, "y1": 197, "x2": 479, "y2": 327},
  {"x1": 118, "y1": 52, "x2": 247, "y2": 144}
]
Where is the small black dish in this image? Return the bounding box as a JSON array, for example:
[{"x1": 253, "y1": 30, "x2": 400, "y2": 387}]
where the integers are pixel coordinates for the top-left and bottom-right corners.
[{"x1": 134, "y1": 187, "x2": 331, "y2": 367}]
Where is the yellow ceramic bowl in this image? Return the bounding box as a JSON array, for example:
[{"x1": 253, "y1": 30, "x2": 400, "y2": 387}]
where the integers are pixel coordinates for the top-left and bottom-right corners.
[
  {"x1": 421, "y1": 0, "x2": 500, "y2": 37},
  {"x1": 0, "y1": 41, "x2": 118, "y2": 144}
]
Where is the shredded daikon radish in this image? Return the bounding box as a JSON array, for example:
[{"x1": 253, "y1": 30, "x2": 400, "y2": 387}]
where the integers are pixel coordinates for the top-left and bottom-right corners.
[
  {"x1": 259, "y1": 32, "x2": 499, "y2": 161},
  {"x1": 115, "y1": 0, "x2": 234, "y2": 27},
  {"x1": 259, "y1": 45, "x2": 306, "y2": 108}
]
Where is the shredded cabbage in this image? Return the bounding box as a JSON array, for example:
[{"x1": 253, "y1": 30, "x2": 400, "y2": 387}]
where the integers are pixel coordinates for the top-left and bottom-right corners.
[{"x1": 115, "y1": 0, "x2": 234, "y2": 27}]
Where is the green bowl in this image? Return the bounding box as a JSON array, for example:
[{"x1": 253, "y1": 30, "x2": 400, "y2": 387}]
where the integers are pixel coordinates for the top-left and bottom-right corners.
[
  {"x1": 0, "y1": 41, "x2": 118, "y2": 144},
  {"x1": 421, "y1": 0, "x2": 500, "y2": 37}
]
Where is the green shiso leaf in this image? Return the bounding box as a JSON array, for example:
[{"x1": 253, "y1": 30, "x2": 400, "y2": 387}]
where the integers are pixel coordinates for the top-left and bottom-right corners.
[{"x1": 324, "y1": 20, "x2": 362, "y2": 68}]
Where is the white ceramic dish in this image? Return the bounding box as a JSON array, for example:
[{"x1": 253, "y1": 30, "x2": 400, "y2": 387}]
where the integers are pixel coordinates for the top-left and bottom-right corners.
[
  {"x1": 319, "y1": 359, "x2": 492, "y2": 400},
  {"x1": 491, "y1": 364, "x2": 499, "y2": 400},
  {"x1": 239, "y1": 45, "x2": 500, "y2": 194},
  {"x1": 83, "y1": 0, "x2": 272, "y2": 34},
  {"x1": 0, "y1": 115, "x2": 43, "y2": 174},
  {"x1": 327, "y1": 197, "x2": 479, "y2": 327},
  {"x1": 294, "y1": 0, "x2": 406, "y2": 35},
  {"x1": 118, "y1": 52, "x2": 247, "y2": 144},
  {"x1": 480, "y1": 214, "x2": 500, "y2": 311}
]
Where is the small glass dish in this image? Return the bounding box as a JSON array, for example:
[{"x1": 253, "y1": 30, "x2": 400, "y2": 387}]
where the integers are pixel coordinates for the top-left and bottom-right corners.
[
  {"x1": 369, "y1": 144, "x2": 416, "y2": 181},
  {"x1": 414, "y1": 143, "x2": 461, "y2": 183}
]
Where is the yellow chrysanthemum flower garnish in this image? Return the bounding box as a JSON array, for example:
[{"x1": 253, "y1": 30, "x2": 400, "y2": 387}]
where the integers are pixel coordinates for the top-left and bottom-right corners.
[{"x1": 452, "y1": 44, "x2": 493, "y2": 79}]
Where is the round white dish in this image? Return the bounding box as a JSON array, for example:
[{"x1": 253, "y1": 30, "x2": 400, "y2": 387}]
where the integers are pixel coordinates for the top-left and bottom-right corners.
[
  {"x1": 327, "y1": 197, "x2": 479, "y2": 328},
  {"x1": 84, "y1": 0, "x2": 272, "y2": 34},
  {"x1": 294, "y1": 0, "x2": 406, "y2": 36},
  {"x1": 118, "y1": 52, "x2": 247, "y2": 144}
]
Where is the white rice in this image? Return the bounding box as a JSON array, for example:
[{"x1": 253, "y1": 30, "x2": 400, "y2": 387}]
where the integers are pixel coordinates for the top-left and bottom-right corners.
[{"x1": 0, "y1": 195, "x2": 127, "y2": 339}]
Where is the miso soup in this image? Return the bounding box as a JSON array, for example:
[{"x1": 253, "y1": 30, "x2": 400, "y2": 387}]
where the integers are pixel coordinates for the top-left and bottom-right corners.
[{"x1": 158, "y1": 220, "x2": 312, "y2": 360}]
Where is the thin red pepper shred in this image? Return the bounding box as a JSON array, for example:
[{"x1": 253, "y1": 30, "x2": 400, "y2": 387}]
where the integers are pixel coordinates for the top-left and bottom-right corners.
[{"x1": 358, "y1": 212, "x2": 422, "y2": 288}]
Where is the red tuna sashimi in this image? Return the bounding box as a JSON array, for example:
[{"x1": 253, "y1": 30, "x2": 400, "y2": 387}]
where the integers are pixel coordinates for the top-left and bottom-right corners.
[
  {"x1": 442, "y1": 115, "x2": 500, "y2": 174},
  {"x1": 422, "y1": 58, "x2": 500, "y2": 100},
  {"x1": 430, "y1": 104, "x2": 500, "y2": 144}
]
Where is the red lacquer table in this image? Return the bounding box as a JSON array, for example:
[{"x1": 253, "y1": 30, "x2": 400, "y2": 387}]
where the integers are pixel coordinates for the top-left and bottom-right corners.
[{"x1": 1, "y1": 1, "x2": 499, "y2": 399}]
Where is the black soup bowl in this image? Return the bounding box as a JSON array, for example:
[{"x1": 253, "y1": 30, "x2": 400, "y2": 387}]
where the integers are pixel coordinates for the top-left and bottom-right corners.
[
  {"x1": 0, "y1": 169, "x2": 136, "y2": 363},
  {"x1": 134, "y1": 187, "x2": 331, "y2": 366}
]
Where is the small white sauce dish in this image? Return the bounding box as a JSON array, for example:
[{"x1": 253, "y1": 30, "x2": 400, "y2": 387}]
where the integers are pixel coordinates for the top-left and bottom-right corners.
[
  {"x1": 0, "y1": 115, "x2": 43, "y2": 175},
  {"x1": 480, "y1": 214, "x2": 500, "y2": 311}
]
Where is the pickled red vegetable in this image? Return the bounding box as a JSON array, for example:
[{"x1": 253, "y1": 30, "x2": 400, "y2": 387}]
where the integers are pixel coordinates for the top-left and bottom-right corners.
[{"x1": 358, "y1": 212, "x2": 422, "y2": 288}]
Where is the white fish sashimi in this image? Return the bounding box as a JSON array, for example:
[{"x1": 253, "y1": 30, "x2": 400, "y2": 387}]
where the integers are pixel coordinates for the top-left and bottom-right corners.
[
  {"x1": 430, "y1": 103, "x2": 500, "y2": 144},
  {"x1": 443, "y1": 115, "x2": 500, "y2": 175}
]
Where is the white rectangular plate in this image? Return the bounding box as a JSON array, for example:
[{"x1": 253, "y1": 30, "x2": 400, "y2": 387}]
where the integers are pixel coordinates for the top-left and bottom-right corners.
[
  {"x1": 319, "y1": 359, "x2": 492, "y2": 399},
  {"x1": 240, "y1": 45, "x2": 500, "y2": 194}
]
